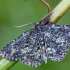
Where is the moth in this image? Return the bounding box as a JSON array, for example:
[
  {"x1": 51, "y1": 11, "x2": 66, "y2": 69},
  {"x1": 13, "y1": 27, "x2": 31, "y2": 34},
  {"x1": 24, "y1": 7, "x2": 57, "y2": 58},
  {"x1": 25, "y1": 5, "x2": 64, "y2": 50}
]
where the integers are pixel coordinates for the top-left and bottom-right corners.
[{"x1": 0, "y1": 0, "x2": 70, "y2": 67}]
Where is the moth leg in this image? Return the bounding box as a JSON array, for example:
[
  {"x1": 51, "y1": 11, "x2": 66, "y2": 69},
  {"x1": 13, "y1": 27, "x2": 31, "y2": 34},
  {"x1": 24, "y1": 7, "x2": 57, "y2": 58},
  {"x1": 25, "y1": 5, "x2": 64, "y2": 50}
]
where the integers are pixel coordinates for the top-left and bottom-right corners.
[
  {"x1": 40, "y1": 0, "x2": 51, "y2": 13},
  {"x1": 39, "y1": 0, "x2": 53, "y2": 25}
]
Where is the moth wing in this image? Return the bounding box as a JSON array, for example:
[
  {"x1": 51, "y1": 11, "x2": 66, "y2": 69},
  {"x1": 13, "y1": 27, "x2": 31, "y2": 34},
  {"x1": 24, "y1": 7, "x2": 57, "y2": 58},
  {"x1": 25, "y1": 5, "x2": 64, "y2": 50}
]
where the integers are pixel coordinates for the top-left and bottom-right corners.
[
  {"x1": 43, "y1": 25, "x2": 70, "y2": 61},
  {"x1": 0, "y1": 28, "x2": 43, "y2": 67},
  {"x1": 0, "y1": 30, "x2": 31, "y2": 61}
]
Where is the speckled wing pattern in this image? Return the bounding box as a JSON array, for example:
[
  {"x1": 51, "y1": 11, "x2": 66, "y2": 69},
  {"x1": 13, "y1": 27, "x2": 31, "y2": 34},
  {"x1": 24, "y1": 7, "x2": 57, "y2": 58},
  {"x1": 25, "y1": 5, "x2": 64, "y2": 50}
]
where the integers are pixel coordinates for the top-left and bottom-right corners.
[{"x1": 0, "y1": 24, "x2": 70, "y2": 67}]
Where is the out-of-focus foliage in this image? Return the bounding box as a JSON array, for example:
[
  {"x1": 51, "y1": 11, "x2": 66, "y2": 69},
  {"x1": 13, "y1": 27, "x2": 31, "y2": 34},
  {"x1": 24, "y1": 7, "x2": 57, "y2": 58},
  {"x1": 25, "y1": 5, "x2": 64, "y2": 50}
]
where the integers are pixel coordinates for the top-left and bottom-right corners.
[{"x1": 0, "y1": 0, "x2": 70, "y2": 70}]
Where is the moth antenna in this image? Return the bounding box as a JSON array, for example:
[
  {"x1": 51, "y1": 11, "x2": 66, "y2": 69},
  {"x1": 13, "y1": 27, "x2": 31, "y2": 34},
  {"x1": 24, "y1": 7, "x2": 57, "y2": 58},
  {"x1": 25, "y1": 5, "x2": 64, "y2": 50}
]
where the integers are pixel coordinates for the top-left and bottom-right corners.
[
  {"x1": 41, "y1": 11, "x2": 53, "y2": 20},
  {"x1": 14, "y1": 22, "x2": 33, "y2": 28}
]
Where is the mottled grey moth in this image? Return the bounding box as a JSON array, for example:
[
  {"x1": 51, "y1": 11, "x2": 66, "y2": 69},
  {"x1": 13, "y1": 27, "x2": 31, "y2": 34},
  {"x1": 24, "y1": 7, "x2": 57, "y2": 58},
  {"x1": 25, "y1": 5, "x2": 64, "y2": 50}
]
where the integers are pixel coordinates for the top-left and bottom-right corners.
[{"x1": 0, "y1": 0, "x2": 70, "y2": 67}]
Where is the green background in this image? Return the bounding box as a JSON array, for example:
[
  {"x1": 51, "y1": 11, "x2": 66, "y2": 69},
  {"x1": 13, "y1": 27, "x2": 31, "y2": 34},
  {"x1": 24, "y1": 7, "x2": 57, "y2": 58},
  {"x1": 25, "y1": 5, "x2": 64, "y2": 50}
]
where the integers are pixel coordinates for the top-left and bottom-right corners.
[{"x1": 0, "y1": 0, "x2": 70, "y2": 70}]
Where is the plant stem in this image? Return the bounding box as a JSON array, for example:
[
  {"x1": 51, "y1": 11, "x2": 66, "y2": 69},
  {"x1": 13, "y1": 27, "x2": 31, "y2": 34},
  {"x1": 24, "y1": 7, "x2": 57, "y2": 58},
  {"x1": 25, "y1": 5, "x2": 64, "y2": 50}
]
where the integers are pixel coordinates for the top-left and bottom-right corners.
[
  {"x1": 0, "y1": 59, "x2": 17, "y2": 70},
  {"x1": 50, "y1": 0, "x2": 70, "y2": 23},
  {"x1": 0, "y1": 0, "x2": 70, "y2": 70}
]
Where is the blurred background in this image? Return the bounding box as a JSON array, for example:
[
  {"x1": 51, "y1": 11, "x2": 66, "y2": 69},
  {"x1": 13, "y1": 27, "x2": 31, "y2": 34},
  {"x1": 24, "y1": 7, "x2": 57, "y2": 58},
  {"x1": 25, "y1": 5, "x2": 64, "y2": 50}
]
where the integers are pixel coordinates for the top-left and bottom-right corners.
[{"x1": 0, "y1": 0, "x2": 70, "y2": 70}]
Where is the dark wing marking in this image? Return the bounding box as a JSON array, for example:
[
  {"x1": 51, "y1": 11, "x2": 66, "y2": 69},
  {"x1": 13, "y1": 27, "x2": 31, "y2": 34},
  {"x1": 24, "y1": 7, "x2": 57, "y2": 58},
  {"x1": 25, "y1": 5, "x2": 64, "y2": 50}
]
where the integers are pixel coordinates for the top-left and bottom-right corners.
[{"x1": 0, "y1": 28, "x2": 43, "y2": 67}]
